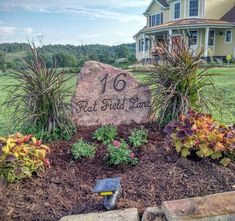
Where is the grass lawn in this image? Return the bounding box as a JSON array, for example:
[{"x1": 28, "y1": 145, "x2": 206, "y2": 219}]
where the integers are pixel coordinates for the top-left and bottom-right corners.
[{"x1": 0, "y1": 67, "x2": 235, "y2": 135}]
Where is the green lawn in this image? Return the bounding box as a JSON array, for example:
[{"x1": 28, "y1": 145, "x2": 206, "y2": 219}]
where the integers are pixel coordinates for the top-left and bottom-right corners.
[{"x1": 0, "y1": 67, "x2": 235, "y2": 135}]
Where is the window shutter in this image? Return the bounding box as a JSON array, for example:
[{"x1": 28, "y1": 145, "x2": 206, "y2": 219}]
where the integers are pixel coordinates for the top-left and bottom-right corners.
[
  {"x1": 149, "y1": 15, "x2": 152, "y2": 27},
  {"x1": 161, "y1": 13, "x2": 163, "y2": 24}
]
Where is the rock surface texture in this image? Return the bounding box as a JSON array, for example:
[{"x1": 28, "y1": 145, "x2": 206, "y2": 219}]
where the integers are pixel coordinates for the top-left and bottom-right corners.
[
  {"x1": 72, "y1": 61, "x2": 152, "y2": 126},
  {"x1": 60, "y1": 208, "x2": 140, "y2": 221},
  {"x1": 162, "y1": 191, "x2": 235, "y2": 221},
  {"x1": 141, "y1": 207, "x2": 166, "y2": 221}
]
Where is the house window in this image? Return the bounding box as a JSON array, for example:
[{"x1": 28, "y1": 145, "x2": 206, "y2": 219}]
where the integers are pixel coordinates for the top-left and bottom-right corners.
[
  {"x1": 145, "y1": 39, "x2": 149, "y2": 51},
  {"x1": 139, "y1": 39, "x2": 144, "y2": 52},
  {"x1": 189, "y1": 0, "x2": 199, "y2": 17},
  {"x1": 208, "y1": 30, "x2": 215, "y2": 46},
  {"x1": 149, "y1": 15, "x2": 151, "y2": 26},
  {"x1": 174, "y1": 2, "x2": 181, "y2": 19},
  {"x1": 139, "y1": 39, "x2": 150, "y2": 51},
  {"x1": 151, "y1": 13, "x2": 163, "y2": 26},
  {"x1": 188, "y1": 31, "x2": 198, "y2": 45},
  {"x1": 225, "y1": 30, "x2": 232, "y2": 43}
]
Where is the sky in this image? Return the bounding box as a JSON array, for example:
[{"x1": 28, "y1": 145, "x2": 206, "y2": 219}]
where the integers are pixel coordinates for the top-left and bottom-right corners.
[{"x1": 0, "y1": 0, "x2": 150, "y2": 46}]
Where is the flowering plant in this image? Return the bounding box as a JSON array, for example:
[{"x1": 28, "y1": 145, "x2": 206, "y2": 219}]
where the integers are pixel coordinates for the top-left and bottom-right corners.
[
  {"x1": 164, "y1": 110, "x2": 235, "y2": 166},
  {"x1": 93, "y1": 125, "x2": 118, "y2": 145},
  {"x1": 71, "y1": 139, "x2": 96, "y2": 160},
  {"x1": 128, "y1": 127, "x2": 148, "y2": 148},
  {"x1": 0, "y1": 133, "x2": 50, "y2": 182},
  {"x1": 106, "y1": 140, "x2": 138, "y2": 165}
]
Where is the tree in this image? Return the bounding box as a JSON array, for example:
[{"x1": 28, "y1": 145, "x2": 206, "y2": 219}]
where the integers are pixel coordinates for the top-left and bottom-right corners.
[
  {"x1": 0, "y1": 50, "x2": 6, "y2": 71},
  {"x1": 115, "y1": 44, "x2": 131, "y2": 59}
]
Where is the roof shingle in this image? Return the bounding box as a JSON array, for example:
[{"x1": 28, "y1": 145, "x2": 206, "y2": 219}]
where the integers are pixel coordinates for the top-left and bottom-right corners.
[
  {"x1": 157, "y1": 0, "x2": 169, "y2": 7},
  {"x1": 221, "y1": 6, "x2": 235, "y2": 22}
]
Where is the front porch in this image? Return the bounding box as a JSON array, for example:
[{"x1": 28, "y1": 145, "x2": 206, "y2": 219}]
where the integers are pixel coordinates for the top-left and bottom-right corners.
[{"x1": 136, "y1": 19, "x2": 235, "y2": 63}]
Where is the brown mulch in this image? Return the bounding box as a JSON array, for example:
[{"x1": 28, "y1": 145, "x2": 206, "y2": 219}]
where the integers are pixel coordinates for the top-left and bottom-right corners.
[{"x1": 0, "y1": 123, "x2": 235, "y2": 221}]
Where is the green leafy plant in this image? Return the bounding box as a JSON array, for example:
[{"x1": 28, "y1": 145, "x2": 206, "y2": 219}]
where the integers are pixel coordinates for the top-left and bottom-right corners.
[
  {"x1": 93, "y1": 125, "x2": 118, "y2": 145},
  {"x1": 71, "y1": 139, "x2": 96, "y2": 160},
  {"x1": 164, "y1": 110, "x2": 235, "y2": 166},
  {"x1": 144, "y1": 38, "x2": 216, "y2": 127},
  {"x1": 106, "y1": 140, "x2": 138, "y2": 166},
  {"x1": 128, "y1": 127, "x2": 148, "y2": 148},
  {"x1": 0, "y1": 133, "x2": 50, "y2": 183},
  {"x1": 3, "y1": 44, "x2": 75, "y2": 141}
]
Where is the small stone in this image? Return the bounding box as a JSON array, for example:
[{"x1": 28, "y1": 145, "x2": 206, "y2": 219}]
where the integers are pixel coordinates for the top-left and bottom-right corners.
[
  {"x1": 72, "y1": 61, "x2": 152, "y2": 126},
  {"x1": 60, "y1": 208, "x2": 140, "y2": 221},
  {"x1": 142, "y1": 207, "x2": 166, "y2": 221},
  {"x1": 162, "y1": 191, "x2": 235, "y2": 221}
]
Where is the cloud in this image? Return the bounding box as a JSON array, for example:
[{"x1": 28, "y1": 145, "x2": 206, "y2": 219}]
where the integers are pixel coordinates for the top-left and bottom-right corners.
[
  {"x1": 23, "y1": 27, "x2": 33, "y2": 35},
  {"x1": 0, "y1": 0, "x2": 148, "y2": 23},
  {"x1": 61, "y1": 7, "x2": 144, "y2": 23},
  {"x1": 0, "y1": 26, "x2": 16, "y2": 35},
  {"x1": 0, "y1": 0, "x2": 150, "y2": 11}
]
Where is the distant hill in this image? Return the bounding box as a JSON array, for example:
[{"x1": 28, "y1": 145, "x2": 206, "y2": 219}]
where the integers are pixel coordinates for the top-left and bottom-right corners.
[{"x1": 0, "y1": 42, "x2": 136, "y2": 68}]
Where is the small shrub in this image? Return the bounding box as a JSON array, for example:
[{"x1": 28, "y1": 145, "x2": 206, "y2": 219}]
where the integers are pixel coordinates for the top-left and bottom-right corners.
[
  {"x1": 71, "y1": 139, "x2": 96, "y2": 160},
  {"x1": 93, "y1": 125, "x2": 118, "y2": 145},
  {"x1": 164, "y1": 110, "x2": 235, "y2": 166},
  {"x1": 0, "y1": 133, "x2": 50, "y2": 183},
  {"x1": 106, "y1": 140, "x2": 138, "y2": 166},
  {"x1": 128, "y1": 127, "x2": 148, "y2": 148}
]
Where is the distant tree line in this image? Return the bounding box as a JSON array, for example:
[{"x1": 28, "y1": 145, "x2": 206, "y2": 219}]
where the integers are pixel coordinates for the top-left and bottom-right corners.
[{"x1": 0, "y1": 42, "x2": 136, "y2": 71}]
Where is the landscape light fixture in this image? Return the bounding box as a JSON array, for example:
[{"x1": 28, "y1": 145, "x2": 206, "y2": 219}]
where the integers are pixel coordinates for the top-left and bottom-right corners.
[{"x1": 93, "y1": 177, "x2": 122, "y2": 210}]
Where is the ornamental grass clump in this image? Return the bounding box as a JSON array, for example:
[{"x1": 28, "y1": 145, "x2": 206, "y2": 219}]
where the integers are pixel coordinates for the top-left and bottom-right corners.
[
  {"x1": 4, "y1": 44, "x2": 75, "y2": 141},
  {"x1": 144, "y1": 38, "x2": 215, "y2": 127},
  {"x1": 0, "y1": 133, "x2": 50, "y2": 182},
  {"x1": 164, "y1": 110, "x2": 235, "y2": 166}
]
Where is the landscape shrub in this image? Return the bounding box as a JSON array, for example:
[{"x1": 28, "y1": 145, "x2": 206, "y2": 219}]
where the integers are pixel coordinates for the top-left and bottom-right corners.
[
  {"x1": 106, "y1": 140, "x2": 138, "y2": 166},
  {"x1": 4, "y1": 44, "x2": 75, "y2": 141},
  {"x1": 0, "y1": 133, "x2": 50, "y2": 182},
  {"x1": 128, "y1": 127, "x2": 148, "y2": 148},
  {"x1": 93, "y1": 125, "x2": 118, "y2": 145},
  {"x1": 164, "y1": 110, "x2": 235, "y2": 166},
  {"x1": 144, "y1": 38, "x2": 215, "y2": 127},
  {"x1": 71, "y1": 139, "x2": 96, "y2": 160}
]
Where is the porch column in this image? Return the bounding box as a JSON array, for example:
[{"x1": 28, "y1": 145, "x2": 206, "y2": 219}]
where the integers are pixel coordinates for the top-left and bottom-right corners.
[
  {"x1": 169, "y1": 29, "x2": 172, "y2": 50},
  {"x1": 204, "y1": 27, "x2": 209, "y2": 57},
  {"x1": 142, "y1": 33, "x2": 145, "y2": 61}
]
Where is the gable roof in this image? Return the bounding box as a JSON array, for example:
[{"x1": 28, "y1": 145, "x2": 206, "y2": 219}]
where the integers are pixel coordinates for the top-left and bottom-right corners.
[
  {"x1": 143, "y1": 0, "x2": 169, "y2": 16},
  {"x1": 221, "y1": 6, "x2": 235, "y2": 22}
]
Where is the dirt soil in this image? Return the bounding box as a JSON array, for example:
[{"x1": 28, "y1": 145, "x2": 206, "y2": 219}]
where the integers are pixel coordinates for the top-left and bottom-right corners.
[{"x1": 0, "y1": 123, "x2": 235, "y2": 221}]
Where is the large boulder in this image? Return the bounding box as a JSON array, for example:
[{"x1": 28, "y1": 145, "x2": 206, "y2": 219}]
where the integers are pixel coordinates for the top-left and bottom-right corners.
[{"x1": 72, "y1": 61, "x2": 152, "y2": 127}]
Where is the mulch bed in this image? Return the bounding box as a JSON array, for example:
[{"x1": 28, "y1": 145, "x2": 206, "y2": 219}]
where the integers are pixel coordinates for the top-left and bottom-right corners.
[{"x1": 0, "y1": 123, "x2": 235, "y2": 221}]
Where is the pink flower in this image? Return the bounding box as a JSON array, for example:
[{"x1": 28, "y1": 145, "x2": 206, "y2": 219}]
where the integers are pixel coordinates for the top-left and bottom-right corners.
[
  {"x1": 130, "y1": 152, "x2": 135, "y2": 160},
  {"x1": 43, "y1": 158, "x2": 51, "y2": 168},
  {"x1": 112, "y1": 140, "x2": 121, "y2": 148}
]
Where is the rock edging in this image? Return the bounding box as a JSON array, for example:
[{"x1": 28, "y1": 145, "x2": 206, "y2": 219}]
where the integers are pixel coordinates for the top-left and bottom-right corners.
[{"x1": 59, "y1": 191, "x2": 235, "y2": 221}]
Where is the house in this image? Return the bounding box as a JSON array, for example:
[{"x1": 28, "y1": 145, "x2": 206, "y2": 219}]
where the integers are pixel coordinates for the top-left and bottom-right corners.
[{"x1": 134, "y1": 0, "x2": 235, "y2": 62}]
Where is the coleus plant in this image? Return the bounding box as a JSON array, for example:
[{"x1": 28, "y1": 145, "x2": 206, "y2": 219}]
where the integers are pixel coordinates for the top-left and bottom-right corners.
[
  {"x1": 164, "y1": 110, "x2": 235, "y2": 166},
  {"x1": 0, "y1": 133, "x2": 50, "y2": 182}
]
